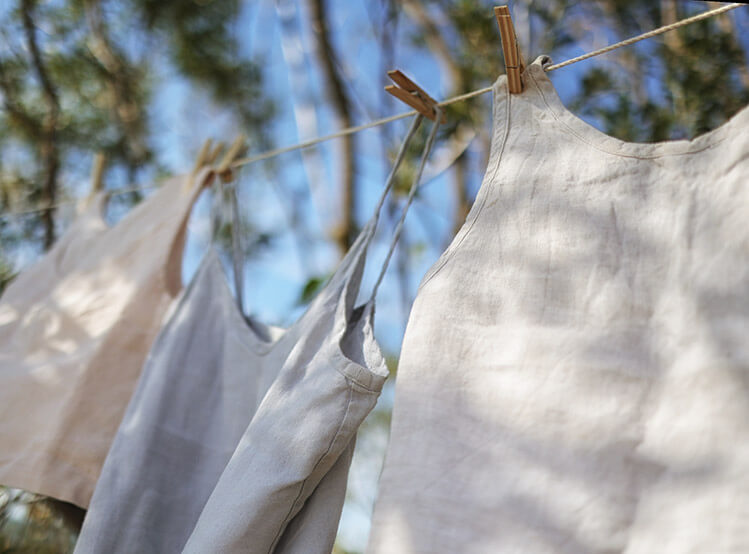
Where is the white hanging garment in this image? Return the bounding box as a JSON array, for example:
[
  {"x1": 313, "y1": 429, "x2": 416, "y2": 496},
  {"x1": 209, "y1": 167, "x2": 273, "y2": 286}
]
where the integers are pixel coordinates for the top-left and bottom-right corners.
[
  {"x1": 367, "y1": 56, "x2": 749, "y2": 554},
  {"x1": 0, "y1": 170, "x2": 207, "y2": 508},
  {"x1": 74, "y1": 250, "x2": 290, "y2": 553}
]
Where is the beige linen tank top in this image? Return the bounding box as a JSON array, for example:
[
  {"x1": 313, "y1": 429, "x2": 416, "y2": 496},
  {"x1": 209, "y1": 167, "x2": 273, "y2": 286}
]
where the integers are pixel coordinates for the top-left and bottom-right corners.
[
  {"x1": 0, "y1": 169, "x2": 207, "y2": 508},
  {"x1": 368, "y1": 56, "x2": 749, "y2": 553}
]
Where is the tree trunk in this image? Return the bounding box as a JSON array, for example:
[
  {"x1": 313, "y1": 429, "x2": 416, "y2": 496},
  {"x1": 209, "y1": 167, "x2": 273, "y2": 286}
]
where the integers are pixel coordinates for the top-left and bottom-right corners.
[
  {"x1": 307, "y1": 0, "x2": 357, "y2": 253},
  {"x1": 402, "y1": 0, "x2": 471, "y2": 237},
  {"x1": 22, "y1": 0, "x2": 60, "y2": 250},
  {"x1": 85, "y1": 0, "x2": 148, "y2": 170}
]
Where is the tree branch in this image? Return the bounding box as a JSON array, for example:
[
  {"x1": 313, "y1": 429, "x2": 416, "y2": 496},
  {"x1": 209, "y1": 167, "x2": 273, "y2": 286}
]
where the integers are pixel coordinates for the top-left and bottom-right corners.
[
  {"x1": 307, "y1": 0, "x2": 357, "y2": 253},
  {"x1": 708, "y1": 1, "x2": 749, "y2": 89},
  {"x1": 21, "y1": 0, "x2": 60, "y2": 249},
  {"x1": 0, "y1": 62, "x2": 40, "y2": 139},
  {"x1": 401, "y1": 0, "x2": 471, "y2": 237},
  {"x1": 402, "y1": 0, "x2": 461, "y2": 85},
  {"x1": 84, "y1": 0, "x2": 148, "y2": 171}
]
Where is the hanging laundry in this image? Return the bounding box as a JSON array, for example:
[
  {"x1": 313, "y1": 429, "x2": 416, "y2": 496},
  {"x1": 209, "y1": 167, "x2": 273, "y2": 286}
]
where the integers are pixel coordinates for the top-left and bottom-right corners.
[
  {"x1": 74, "y1": 180, "x2": 349, "y2": 554},
  {"x1": 179, "y1": 219, "x2": 387, "y2": 554},
  {"x1": 74, "y1": 251, "x2": 276, "y2": 551},
  {"x1": 367, "y1": 56, "x2": 749, "y2": 554},
  {"x1": 74, "y1": 248, "x2": 369, "y2": 554},
  {"x1": 0, "y1": 170, "x2": 207, "y2": 508},
  {"x1": 76, "y1": 114, "x2": 440, "y2": 553}
]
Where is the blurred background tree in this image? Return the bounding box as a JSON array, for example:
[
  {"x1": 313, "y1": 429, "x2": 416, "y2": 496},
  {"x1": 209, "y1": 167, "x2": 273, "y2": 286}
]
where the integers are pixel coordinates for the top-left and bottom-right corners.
[
  {"x1": 0, "y1": 0, "x2": 273, "y2": 290},
  {"x1": 1, "y1": 1, "x2": 747, "y2": 552}
]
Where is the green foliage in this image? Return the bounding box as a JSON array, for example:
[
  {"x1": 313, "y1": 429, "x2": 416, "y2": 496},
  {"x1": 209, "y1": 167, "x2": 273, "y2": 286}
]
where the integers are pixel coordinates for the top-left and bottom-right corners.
[
  {"x1": 563, "y1": 2, "x2": 749, "y2": 143},
  {"x1": 410, "y1": 1, "x2": 747, "y2": 146},
  {"x1": 0, "y1": 487, "x2": 81, "y2": 553},
  {"x1": 0, "y1": 0, "x2": 274, "y2": 259},
  {"x1": 132, "y1": 0, "x2": 275, "y2": 144},
  {"x1": 298, "y1": 274, "x2": 329, "y2": 306}
]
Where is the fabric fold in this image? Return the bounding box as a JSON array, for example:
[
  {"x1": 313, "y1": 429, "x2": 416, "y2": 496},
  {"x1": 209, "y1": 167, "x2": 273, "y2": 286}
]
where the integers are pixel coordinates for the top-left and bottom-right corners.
[
  {"x1": 0, "y1": 169, "x2": 209, "y2": 508},
  {"x1": 367, "y1": 56, "x2": 749, "y2": 554}
]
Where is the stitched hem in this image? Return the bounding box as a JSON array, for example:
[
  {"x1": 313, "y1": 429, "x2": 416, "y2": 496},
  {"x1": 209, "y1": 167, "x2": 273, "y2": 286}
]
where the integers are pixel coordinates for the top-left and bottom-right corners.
[
  {"x1": 417, "y1": 72, "x2": 511, "y2": 291},
  {"x1": 527, "y1": 60, "x2": 740, "y2": 160}
]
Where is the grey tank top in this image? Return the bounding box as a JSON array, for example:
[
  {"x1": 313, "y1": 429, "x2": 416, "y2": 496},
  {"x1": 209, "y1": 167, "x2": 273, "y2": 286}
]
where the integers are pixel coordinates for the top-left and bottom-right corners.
[
  {"x1": 368, "y1": 56, "x2": 749, "y2": 553},
  {"x1": 76, "y1": 112, "x2": 442, "y2": 554}
]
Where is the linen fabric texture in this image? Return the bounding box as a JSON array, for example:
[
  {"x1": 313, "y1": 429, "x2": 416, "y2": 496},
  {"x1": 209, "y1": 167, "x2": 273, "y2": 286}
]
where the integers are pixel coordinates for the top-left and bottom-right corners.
[
  {"x1": 367, "y1": 56, "x2": 749, "y2": 553},
  {"x1": 182, "y1": 113, "x2": 440, "y2": 553},
  {"x1": 180, "y1": 222, "x2": 388, "y2": 553},
  {"x1": 0, "y1": 171, "x2": 206, "y2": 508},
  {"x1": 73, "y1": 251, "x2": 360, "y2": 553},
  {"x1": 75, "y1": 178, "x2": 400, "y2": 552}
]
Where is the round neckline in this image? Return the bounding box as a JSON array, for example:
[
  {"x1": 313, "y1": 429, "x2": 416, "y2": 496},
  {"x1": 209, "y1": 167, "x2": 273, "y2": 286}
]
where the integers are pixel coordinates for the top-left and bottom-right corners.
[
  {"x1": 522, "y1": 55, "x2": 749, "y2": 160},
  {"x1": 202, "y1": 250, "x2": 280, "y2": 355},
  {"x1": 204, "y1": 217, "x2": 378, "y2": 356}
]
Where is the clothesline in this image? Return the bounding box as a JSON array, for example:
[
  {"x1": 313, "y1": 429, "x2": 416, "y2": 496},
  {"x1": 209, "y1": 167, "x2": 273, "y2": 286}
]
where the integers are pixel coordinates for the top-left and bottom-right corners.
[
  {"x1": 2, "y1": 2, "x2": 743, "y2": 221},
  {"x1": 228, "y1": 1, "x2": 744, "y2": 168}
]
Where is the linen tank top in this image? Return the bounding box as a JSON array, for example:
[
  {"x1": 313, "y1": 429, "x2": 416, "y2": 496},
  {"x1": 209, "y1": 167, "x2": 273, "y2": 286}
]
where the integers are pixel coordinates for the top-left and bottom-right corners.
[
  {"x1": 76, "y1": 113, "x2": 441, "y2": 553},
  {"x1": 183, "y1": 113, "x2": 440, "y2": 554},
  {"x1": 367, "y1": 56, "x2": 749, "y2": 553},
  {"x1": 178, "y1": 219, "x2": 388, "y2": 554},
  {"x1": 75, "y1": 183, "x2": 357, "y2": 554},
  {"x1": 0, "y1": 170, "x2": 207, "y2": 508},
  {"x1": 74, "y1": 243, "x2": 379, "y2": 554}
]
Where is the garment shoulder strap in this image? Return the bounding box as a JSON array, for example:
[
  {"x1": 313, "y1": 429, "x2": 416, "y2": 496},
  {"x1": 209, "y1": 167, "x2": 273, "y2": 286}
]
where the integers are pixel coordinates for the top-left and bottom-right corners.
[
  {"x1": 368, "y1": 107, "x2": 443, "y2": 303},
  {"x1": 313, "y1": 113, "x2": 427, "y2": 299},
  {"x1": 319, "y1": 109, "x2": 442, "y2": 314},
  {"x1": 210, "y1": 177, "x2": 245, "y2": 313},
  {"x1": 327, "y1": 108, "x2": 443, "y2": 341},
  {"x1": 288, "y1": 113, "x2": 428, "y2": 331}
]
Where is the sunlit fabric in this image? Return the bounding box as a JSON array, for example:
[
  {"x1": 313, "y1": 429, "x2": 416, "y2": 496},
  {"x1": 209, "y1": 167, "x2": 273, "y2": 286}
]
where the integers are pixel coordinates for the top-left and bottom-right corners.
[
  {"x1": 74, "y1": 236, "x2": 387, "y2": 553},
  {"x1": 0, "y1": 170, "x2": 207, "y2": 508},
  {"x1": 368, "y1": 56, "x2": 749, "y2": 554},
  {"x1": 179, "y1": 218, "x2": 389, "y2": 554}
]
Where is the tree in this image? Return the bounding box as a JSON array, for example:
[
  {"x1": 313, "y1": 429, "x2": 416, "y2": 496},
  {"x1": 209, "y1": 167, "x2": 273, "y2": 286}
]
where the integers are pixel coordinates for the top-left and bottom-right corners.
[{"x1": 0, "y1": 0, "x2": 273, "y2": 291}]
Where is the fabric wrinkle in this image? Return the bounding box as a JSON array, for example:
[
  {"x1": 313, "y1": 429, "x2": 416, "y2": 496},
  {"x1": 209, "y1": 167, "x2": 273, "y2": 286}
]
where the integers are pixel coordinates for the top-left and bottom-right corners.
[
  {"x1": 367, "y1": 55, "x2": 749, "y2": 554},
  {"x1": 78, "y1": 112, "x2": 435, "y2": 553},
  {"x1": 183, "y1": 113, "x2": 440, "y2": 554},
  {"x1": 0, "y1": 169, "x2": 208, "y2": 508}
]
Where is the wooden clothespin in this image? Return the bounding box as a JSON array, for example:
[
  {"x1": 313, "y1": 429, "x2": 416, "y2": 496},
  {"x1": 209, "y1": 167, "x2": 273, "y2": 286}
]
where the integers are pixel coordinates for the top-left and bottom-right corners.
[
  {"x1": 87, "y1": 152, "x2": 106, "y2": 204},
  {"x1": 215, "y1": 135, "x2": 247, "y2": 183},
  {"x1": 385, "y1": 70, "x2": 446, "y2": 123},
  {"x1": 193, "y1": 138, "x2": 214, "y2": 173},
  {"x1": 188, "y1": 138, "x2": 216, "y2": 191},
  {"x1": 207, "y1": 141, "x2": 225, "y2": 166},
  {"x1": 494, "y1": 5, "x2": 525, "y2": 94}
]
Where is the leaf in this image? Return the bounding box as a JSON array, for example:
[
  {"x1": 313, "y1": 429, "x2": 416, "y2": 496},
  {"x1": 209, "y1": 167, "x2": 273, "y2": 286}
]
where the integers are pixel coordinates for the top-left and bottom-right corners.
[{"x1": 298, "y1": 275, "x2": 327, "y2": 306}]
